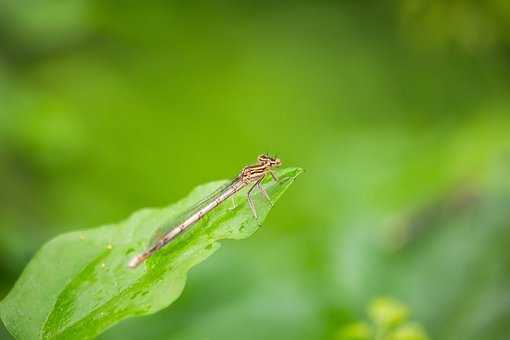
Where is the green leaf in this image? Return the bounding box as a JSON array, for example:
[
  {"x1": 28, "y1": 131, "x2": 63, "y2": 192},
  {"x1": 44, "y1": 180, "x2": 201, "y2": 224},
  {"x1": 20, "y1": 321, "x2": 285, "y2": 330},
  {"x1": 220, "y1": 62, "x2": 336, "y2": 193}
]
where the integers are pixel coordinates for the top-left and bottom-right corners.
[{"x1": 0, "y1": 167, "x2": 302, "y2": 340}]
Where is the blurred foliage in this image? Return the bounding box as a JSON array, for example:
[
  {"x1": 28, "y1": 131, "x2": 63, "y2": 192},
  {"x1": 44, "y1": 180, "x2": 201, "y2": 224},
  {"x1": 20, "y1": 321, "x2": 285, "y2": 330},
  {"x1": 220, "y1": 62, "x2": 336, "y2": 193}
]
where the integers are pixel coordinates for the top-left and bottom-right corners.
[
  {"x1": 369, "y1": 297, "x2": 409, "y2": 328},
  {"x1": 336, "y1": 297, "x2": 428, "y2": 340},
  {"x1": 1, "y1": 0, "x2": 510, "y2": 339},
  {"x1": 400, "y1": 0, "x2": 510, "y2": 51}
]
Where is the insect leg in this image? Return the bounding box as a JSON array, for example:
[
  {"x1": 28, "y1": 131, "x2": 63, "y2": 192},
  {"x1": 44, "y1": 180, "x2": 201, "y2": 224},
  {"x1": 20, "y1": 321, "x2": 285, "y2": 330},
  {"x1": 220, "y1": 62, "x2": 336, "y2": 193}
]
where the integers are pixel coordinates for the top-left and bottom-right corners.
[
  {"x1": 269, "y1": 170, "x2": 279, "y2": 183},
  {"x1": 257, "y1": 178, "x2": 273, "y2": 206},
  {"x1": 228, "y1": 197, "x2": 237, "y2": 210},
  {"x1": 247, "y1": 178, "x2": 263, "y2": 223}
]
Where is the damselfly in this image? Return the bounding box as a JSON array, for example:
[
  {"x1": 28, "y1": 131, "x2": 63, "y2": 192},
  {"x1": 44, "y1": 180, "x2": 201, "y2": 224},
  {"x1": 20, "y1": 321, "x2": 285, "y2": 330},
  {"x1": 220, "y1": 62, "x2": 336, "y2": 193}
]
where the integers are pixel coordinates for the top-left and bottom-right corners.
[{"x1": 128, "y1": 154, "x2": 282, "y2": 268}]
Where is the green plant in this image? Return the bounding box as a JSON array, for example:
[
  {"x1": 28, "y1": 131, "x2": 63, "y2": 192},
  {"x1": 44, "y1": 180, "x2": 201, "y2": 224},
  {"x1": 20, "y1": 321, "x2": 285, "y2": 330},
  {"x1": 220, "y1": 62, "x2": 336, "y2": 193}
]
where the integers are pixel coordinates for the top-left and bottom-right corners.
[
  {"x1": 335, "y1": 297, "x2": 428, "y2": 340},
  {"x1": 0, "y1": 167, "x2": 302, "y2": 339}
]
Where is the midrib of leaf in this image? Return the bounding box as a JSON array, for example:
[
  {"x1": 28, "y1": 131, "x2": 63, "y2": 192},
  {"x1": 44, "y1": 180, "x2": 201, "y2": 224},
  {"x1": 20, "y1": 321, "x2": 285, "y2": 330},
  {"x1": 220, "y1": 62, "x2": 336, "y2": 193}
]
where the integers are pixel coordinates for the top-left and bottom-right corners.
[{"x1": 42, "y1": 250, "x2": 112, "y2": 338}]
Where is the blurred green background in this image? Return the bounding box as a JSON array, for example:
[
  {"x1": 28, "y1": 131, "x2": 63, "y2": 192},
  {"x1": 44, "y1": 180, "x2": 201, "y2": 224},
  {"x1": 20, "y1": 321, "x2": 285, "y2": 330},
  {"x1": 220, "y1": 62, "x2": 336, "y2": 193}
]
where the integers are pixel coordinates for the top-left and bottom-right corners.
[{"x1": 1, "y1": 1, "x2": 510, "y2": 339}]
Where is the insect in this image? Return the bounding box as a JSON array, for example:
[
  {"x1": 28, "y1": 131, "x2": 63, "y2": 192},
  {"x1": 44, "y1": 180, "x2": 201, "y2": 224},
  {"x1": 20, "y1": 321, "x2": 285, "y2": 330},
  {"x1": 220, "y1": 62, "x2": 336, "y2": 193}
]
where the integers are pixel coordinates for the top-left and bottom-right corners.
[{"x1": 128, "y1": 154, "x2": 282, "y2": 268}]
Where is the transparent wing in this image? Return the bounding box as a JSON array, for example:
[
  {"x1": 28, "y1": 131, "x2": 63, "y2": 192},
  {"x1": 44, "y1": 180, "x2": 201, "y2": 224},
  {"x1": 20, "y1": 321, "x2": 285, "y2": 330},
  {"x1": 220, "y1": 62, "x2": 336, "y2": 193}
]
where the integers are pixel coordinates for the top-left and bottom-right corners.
[{"x1": 148, "y1": 176, "x2": 241, "y2": 246}]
